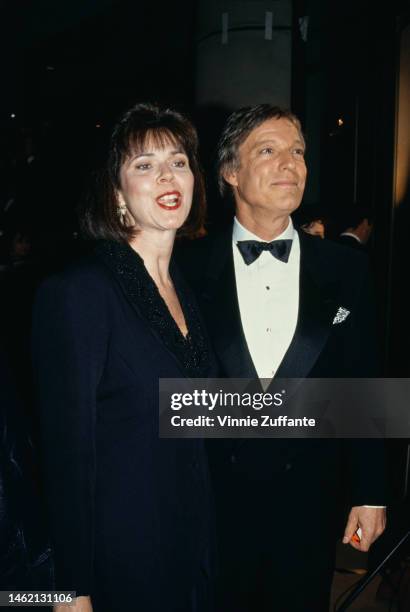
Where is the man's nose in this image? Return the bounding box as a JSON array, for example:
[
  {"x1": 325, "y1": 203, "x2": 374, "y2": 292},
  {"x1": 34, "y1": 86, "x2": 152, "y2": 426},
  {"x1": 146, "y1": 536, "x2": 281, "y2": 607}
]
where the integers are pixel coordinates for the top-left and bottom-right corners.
[{"x1": 278, "y1": 150, "x2": 296, "y2": 170}]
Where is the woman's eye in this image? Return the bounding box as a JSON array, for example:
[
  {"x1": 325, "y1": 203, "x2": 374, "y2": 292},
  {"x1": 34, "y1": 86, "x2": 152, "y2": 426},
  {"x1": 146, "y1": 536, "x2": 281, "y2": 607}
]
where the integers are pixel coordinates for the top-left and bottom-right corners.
[
  {"x1": 293, "y1": 148, "x2": 305, "y2": 157},
  {"x1": 173, "y1": 159, "x2": 187, "y2": 168},
  {"x1": 260, "y1": 147, "x2": 274, "y2": 155},
  {"x1": 135, "y1": 163, "x2": 151, "y2": 170}
]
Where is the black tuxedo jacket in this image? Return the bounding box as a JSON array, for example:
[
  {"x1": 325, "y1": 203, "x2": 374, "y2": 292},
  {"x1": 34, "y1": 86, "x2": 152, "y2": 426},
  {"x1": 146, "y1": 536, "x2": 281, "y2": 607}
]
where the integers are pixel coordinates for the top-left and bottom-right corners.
[
  {"x1": 179, "y1": 226, "x2": 386, "y2": 508},
  {"x1": 338, "y1": 234, "x2": 367, "y2": 251},
  {"x1": 32, "y1": 241, "x2": 215, "y2": 612}
]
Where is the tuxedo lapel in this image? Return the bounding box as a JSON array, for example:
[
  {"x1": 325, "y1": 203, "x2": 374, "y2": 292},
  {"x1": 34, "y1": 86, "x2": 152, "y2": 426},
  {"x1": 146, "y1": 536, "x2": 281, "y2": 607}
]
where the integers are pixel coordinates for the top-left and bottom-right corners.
[
  {"x1": 275, "y1": 231, "x2": 337, "y2": 379},
  {"x1": 199, "y1": 228, "x2": 337, "y2": 381},
  {"x1": 199, "y1": 228, "x2": 258, "y2": 379}
]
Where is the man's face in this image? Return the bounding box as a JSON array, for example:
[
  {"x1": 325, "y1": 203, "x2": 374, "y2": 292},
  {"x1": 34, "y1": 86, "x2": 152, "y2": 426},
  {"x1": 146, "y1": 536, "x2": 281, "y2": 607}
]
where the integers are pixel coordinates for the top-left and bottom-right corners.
[{"x1": 224, "y1": 117, "x2": 307, "y2": 218}]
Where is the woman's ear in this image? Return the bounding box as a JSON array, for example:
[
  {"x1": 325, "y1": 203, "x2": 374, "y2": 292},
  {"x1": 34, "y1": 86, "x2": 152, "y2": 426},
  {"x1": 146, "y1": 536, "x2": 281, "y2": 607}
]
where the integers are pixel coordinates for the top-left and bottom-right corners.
[
  {"x1": 116, "y1": 191, "x2": 127, "y2": 223},
  {"x1": 116, "y1": 189, "x2": 125, "y2": 207}
]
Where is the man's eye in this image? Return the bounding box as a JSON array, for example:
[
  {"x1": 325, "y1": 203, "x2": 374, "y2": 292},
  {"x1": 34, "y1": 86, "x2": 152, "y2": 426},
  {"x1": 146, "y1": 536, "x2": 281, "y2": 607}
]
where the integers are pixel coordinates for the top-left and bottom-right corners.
[
  {"x1": 293, "y1": 148, "x2": 305, "y2": 156},
  {"x1": 260, "y1": 147, "x2": 274, "y2": 155},
  {"x1": 136, "y1": 163, "x2": 151, "y2": 170}
]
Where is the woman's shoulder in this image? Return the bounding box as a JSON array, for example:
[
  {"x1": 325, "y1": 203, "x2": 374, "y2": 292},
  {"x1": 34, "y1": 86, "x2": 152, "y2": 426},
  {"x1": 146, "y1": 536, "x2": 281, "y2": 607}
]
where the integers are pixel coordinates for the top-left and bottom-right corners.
[
  {"x1": 35, "y1": 249, "x2": 117, "y2": 306},
  {"x1": 32, "y1": 247, "x2": 121, "y2": 346}
]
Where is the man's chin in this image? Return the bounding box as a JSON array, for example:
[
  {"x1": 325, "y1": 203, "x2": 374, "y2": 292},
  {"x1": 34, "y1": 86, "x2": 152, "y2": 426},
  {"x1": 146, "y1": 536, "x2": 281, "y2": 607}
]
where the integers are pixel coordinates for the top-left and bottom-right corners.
[{"x1": 271, "y1": 199, "x2": 302, "y2": 215}]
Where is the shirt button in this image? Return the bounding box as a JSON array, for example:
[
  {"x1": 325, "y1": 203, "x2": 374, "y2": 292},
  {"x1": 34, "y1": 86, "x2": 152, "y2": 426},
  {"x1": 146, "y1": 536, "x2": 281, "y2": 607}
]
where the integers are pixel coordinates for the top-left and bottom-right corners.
[
  {"x1": 266, "y1": 327, "x2": 271, "y2": 332},
  {"x1": 266, "y1": 286, "x2": 270, "y2": 290}
]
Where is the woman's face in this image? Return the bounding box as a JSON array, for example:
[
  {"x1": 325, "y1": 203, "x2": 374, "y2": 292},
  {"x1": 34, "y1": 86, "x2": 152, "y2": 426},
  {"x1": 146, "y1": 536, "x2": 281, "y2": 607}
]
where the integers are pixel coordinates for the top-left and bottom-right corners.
[{"x1": 117, "y1": 138, "x2": 194, "y2": 235}]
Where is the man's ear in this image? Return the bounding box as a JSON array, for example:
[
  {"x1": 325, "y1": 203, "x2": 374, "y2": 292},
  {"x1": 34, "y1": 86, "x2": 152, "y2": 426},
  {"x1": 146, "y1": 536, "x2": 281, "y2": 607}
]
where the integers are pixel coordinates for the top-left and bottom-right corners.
[{"x1": 222, "y1": 166, "x2": 239, "y2": 188}]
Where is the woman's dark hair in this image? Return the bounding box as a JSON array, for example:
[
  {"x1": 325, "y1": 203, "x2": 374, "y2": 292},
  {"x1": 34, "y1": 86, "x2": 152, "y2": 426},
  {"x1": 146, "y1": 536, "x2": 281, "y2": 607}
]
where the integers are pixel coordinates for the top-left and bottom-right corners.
[
  {"x1": 81, "y1": 103, "x2": 206, "y2": 241},
  {"x1": 217, "y1": 104, "x2": 305, "y2": 197}
]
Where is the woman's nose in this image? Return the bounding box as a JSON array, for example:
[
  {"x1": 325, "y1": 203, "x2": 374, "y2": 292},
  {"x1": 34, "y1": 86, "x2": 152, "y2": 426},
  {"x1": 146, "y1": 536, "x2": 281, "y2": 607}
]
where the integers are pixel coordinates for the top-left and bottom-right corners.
[{"x1": 158, "y1": 163, "x2": 174, "y2": 182}]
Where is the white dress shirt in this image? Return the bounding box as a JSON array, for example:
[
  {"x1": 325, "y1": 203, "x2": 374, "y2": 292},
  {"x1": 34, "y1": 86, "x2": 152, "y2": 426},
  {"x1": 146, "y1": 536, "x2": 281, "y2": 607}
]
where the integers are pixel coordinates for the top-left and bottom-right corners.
[{"x1": 233, "y1": 217, "x2": 299, "y2": 379}]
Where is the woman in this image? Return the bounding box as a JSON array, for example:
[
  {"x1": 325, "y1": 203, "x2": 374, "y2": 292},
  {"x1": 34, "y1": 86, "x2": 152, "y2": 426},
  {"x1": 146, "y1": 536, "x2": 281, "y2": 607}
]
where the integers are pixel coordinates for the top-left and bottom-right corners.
[{"x1": 32, "y1": 103, "x2": 215, "y2": 612}]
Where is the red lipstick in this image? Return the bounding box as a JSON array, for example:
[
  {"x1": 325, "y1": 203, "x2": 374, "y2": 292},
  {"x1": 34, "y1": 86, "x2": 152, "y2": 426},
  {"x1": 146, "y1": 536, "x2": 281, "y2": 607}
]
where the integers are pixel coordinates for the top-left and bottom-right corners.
[{"x1": 156, "y1": 191, "x2": 182, "y2": 210}]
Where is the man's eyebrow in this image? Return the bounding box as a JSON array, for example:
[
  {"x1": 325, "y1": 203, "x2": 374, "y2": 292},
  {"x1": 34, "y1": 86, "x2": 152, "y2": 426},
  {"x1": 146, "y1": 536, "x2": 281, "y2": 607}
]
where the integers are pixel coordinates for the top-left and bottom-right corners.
[{"x1": 251, "y1": 138, "x2": 305, "y2": 149}]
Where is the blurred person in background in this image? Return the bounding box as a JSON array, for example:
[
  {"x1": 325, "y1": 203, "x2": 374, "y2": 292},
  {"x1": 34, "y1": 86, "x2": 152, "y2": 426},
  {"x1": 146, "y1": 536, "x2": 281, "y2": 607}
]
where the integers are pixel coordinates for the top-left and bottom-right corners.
[
  {"x1": 337, "y1": 204, "x2": 373, "y2": 251},
  {"x1": 293, "y1": 203, "x2": 327, "y2": 239}
]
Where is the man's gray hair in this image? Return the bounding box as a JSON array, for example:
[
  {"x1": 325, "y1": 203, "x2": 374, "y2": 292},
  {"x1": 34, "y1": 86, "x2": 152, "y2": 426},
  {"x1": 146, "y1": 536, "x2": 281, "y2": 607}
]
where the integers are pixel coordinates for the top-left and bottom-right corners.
[{"x1": 216, "y1": 104, "x2": 305, "y2": 197}]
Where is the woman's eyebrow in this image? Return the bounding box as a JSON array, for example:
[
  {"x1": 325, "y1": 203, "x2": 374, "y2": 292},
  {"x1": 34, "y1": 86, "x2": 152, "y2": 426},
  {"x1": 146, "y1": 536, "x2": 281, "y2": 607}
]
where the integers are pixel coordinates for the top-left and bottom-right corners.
[{"x1": 129, "y1": 148, "x2": 185, "y2": 162}]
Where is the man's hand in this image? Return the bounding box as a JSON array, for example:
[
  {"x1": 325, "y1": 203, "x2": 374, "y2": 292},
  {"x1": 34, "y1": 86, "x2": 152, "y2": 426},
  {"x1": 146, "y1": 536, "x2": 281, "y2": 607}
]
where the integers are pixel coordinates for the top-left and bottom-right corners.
[
  {"x1": 343, "y1": 506, "x2": 386, "y2": 552},
  {"x1": 54, "y1": 596, "x2": 93, "y2": 612}
]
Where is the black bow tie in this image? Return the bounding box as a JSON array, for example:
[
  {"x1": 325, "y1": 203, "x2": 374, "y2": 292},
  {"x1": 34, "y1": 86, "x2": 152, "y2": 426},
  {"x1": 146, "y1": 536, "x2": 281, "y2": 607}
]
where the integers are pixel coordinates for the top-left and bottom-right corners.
[{"x1": 236, "y1": 239, "x2": 292, "y2": 265}]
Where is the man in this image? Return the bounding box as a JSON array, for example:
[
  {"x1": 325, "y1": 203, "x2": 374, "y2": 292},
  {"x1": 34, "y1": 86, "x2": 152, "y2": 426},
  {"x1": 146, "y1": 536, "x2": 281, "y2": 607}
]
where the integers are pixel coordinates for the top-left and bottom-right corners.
[
  {"x1": 338, "y1": 205, "x2": 373, "y2": 250},
  {"x1": 181, "y1": 105, "x2": 386, "y2": 611}
]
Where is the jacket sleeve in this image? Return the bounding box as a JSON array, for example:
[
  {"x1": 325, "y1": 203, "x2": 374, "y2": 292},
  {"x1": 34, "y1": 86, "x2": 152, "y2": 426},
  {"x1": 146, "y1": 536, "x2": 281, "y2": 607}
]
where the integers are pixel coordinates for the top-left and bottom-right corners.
[
  {"x1": 343, "y1": 259, "x2": 387, "y2": 507},
  {"x1": 31, "y1": 268, "x2": 110, "y2": 594}
]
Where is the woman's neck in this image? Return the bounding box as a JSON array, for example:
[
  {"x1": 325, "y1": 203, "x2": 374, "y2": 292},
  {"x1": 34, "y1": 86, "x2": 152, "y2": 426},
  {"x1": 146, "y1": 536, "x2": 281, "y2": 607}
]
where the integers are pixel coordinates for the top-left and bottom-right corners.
[{"x1": 128, "y1": 230, "x2": 176, "y2": 287}]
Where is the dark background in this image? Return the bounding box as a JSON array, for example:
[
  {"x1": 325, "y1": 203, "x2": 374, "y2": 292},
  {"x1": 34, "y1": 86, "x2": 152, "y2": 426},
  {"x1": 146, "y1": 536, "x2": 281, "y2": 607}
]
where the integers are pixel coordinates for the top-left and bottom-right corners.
[
  {"x1": 1, "y1": 0, "x2": 409, "y2": 373},
  {"x1": 0, "y1": 1, "x2": 409, "y2": 594}
]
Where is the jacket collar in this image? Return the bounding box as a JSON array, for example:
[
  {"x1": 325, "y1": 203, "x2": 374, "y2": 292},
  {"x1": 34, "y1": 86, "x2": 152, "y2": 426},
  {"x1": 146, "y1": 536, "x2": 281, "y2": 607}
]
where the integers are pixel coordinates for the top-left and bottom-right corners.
[
  {"x1": 275, "y1": 230, "x2": 337, "y2": 378},
  {"x1": 200, "y1": 226, "x2": 258, "y2": 379},
  {"x1": 94, "y1": 240, "x2": 207, "y2": 378}
]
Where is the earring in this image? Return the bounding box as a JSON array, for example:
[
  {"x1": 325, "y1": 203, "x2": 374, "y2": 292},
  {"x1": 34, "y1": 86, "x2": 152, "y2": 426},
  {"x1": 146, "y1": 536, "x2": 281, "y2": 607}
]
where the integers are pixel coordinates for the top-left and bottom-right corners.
[{"x1": 117, "y1": 204, "x2": 127, "y2": 221}]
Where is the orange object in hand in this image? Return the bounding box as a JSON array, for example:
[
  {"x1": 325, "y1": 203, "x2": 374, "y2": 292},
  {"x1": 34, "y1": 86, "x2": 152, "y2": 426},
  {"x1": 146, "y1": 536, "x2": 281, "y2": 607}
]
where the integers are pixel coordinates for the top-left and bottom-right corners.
[{"x1": 352, "y1": 527, "x2": 362, "y2": 543}]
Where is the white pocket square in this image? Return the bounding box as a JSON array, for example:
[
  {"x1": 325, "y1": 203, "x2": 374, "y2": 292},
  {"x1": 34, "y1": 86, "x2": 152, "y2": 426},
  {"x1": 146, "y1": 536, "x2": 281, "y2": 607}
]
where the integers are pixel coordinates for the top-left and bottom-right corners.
[{"x1": 333, "y1": 307, "x2": 350, "y2": 325}]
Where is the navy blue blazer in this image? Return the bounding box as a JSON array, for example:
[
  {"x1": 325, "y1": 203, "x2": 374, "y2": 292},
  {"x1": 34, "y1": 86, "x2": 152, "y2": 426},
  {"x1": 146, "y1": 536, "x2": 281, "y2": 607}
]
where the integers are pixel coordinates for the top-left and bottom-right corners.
[{"x1": 32, "y1": 241, "x2": 216, "y2": 612}]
